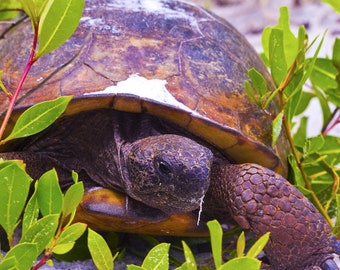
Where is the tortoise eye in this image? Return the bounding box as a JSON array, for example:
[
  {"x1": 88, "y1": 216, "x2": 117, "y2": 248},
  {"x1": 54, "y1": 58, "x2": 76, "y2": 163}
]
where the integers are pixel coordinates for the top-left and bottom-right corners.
[{"x1": 157, "y1": 160, "x2": 172, "y2": 177}]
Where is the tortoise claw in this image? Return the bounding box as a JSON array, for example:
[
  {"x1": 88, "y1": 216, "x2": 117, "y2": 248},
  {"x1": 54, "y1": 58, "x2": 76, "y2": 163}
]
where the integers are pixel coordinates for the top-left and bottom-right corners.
[
  {"x1": 321, "y1": 259, "x2": 339, "y2": 270},
  {"x1": 334, "y1": 240, "x2": 340, "y2": 254}
]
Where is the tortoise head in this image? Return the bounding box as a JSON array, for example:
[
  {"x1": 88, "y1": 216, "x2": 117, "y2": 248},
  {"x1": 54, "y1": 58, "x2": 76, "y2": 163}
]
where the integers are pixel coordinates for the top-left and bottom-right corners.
[{"x1": 121, "y1": 134, "x2": 213, "y2": 214}]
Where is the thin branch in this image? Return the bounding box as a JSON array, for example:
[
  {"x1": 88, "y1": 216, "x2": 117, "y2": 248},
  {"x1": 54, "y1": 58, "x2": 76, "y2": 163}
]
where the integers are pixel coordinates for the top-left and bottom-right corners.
[{"x1": 0, "y1": 24, "x2": 38, "y2": 141}]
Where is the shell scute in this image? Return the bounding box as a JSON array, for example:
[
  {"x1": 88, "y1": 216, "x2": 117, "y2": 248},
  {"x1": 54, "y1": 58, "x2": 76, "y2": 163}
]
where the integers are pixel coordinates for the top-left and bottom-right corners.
[{"x1": 0, "y1": 0, "x2": 288, "y2": 174}]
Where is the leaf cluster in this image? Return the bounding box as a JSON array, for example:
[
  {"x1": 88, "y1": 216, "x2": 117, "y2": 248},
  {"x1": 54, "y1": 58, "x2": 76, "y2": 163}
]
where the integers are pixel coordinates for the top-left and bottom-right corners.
[
  {"x1": 127, "y1": 220, "x2": 269, "y2": 270},
  {"x1": 244, "y1": 7, "x2": 340, "y2": 229},
  {"x1": 0, "y1": 161, "x2": 86, "y2": 269}
]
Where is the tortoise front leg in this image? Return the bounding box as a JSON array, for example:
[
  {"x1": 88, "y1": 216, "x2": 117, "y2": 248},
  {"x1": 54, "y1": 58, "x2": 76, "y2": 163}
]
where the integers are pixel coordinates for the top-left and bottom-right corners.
[{"x1": 209, "y1": 163, "x2": 339, "y2": 270}]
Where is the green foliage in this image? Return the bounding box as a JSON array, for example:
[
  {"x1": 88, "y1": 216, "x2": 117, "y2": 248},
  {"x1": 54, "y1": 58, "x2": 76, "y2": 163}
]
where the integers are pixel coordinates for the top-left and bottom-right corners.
[
  {"x1": 0, "y1": 161, "x2": 32, "y2": 242},
  {"x1": 88, "y1": 228, "x2": 115, "y2": 270},
  {"x1": 36, "y1": 0, "x2": 85, "y2": 58},
  {"x1": 1, "y1": 96, "x2": 72, "y2": 144},
  {"x1": 0, "y1": 162, "x2": 88, "y2": 268},
  {"x1": 128, "y1": 243, "x2": 170, "y2": 270},
  {"x1": 245, "y1": 6, "x2": 340, "y2": 228},
  {"x1": 0, "y1": 0, "x2": 22, "y2": 20},
  {"x1": 127, "y1": 221, "x2": 268, "y2": 270},
  {"x1": 18, "y1": 0, "x2": 84, "y2": 59},
  {"x1": 207, "y1": 219, "x2": 223, "y2": 268}
]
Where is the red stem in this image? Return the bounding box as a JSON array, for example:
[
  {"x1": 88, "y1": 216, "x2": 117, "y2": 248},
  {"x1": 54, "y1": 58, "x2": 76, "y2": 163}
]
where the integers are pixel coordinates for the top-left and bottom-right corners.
[
  {"x1": 322, "y1": 108, "x2": 340, "y2": 136},
  {"x1": 0, "y1": 24, "x2": 38, "y2": 141},
  {"x1": 31, "y1": 252, "x2": 51, "y2": 270}
]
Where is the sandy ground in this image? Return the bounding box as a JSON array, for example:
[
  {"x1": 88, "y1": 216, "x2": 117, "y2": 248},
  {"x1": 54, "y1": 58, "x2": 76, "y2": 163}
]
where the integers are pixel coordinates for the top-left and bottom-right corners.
[{"x1": 38, "y1": 0, "x2": 340, "y2": 269}]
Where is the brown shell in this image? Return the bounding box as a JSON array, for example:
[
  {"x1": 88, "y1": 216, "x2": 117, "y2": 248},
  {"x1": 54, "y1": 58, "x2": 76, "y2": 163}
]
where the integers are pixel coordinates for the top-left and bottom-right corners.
[{"x1": 0, "y1": 0, "x2": 288, "y2": 175}]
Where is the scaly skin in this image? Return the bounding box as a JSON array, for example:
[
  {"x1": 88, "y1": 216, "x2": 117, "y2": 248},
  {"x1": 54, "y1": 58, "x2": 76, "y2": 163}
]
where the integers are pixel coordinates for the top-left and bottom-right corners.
[{"x1": 210, "y1": 163, "x2": 339, "y2": 269}]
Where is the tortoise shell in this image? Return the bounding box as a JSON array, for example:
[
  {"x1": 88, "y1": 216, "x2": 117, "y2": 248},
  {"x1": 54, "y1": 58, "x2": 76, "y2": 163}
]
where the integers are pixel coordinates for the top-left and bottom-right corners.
[{"x1": 0, "y1": 0, "x2": 288, "y2": 175}]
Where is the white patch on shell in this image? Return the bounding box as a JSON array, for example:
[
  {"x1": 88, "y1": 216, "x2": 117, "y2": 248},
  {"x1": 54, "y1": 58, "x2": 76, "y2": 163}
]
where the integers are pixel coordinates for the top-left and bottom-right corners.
[
  {"x1": 80, "y1": 16, "x2": 119, "y2": 34},
  {"x1": 85, "y1": 74, "x2": 195, "y2": 113}
]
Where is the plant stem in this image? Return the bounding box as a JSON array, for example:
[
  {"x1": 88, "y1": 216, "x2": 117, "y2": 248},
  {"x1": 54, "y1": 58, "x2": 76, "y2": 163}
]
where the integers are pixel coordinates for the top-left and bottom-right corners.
[
  {"x1": 275, "y1": 57, "x2": 334, "y2": 226},
  {"x1": 322, "y1": 107, "x2": 340, "y2": 136},
  {"x1": 31, "y1": 250, "x2": 52, "y2": 270},
  {"x1": 279, "y1": 96, "x2": 333, "y2": 227},
  {"x1": 0, "y1": 25, "x2": 38, "y2": 141}
]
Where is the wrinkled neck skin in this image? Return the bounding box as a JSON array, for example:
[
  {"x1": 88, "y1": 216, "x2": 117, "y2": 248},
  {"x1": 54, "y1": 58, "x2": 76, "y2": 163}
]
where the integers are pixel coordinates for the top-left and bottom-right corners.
[{"x1": 117, "y1": 141, "x2": 133, "y2": 192}]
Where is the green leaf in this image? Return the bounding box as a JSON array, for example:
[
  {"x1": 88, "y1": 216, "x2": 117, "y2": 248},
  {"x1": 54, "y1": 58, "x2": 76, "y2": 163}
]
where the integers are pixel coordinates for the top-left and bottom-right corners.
[
  {"x1": 127, "y1": 266, "x2": 144, "y2": 270},
  {"x1": 207, "y1": 220, "x2": 223, "y2": 268},
  {"x1": 140, "y1": 243, "x2": 170, "y2": 270},
  {"x1": 276, "y1": 7, "x2": 298, "y2": 68},
  {"x1": 0, "y1": 243, "x2": 37, "y2": 270},
  {"x1": 321, "y1": 0, "x2": 340, "y2": 13},
  {"x1": 236, "y1": 231, "x2": 246, "y2": 257},
  {"x1": 36, "y1": 0, "x2": 85, "y2": 58},
  {"x1": 20, "y1": 214, "x2": 59, "y2": 254},
  {"x1": 303, "y1": 135, "x2": 325, "y2": 158},
  {"x1": 244, "y1": 81, "x2": 259, "y2": 106},
  {"x1": 269, "y1": 29, "x2": 287, "y2": 86},
  {"x1": 62, "y1": 181, "x2": 84, "y2": 218},
  {"x1": 0, "y1": 160, "x2": 32, "y2": 238},
  {"x1": 0, "y1": 1, "x2": 22, "y2": 20},
  {"x1": 248, "y1": 68, "x2": 267, "y2": 97},
  {"x1": 332, "y1": 38, "x2": 340, "y2": 68},
  {"x1": 310, "y1": 58, "x2": 338, "y2": 90},
  {"x1": 315, "y1": 87, "x2": 332, "y2": 128},
  {"x1": 19, "y1": 0, "x2": 39, "y2": 26},
  {"x1": 22, "y1": 183, "x2": 39, "y2": 236},
  {"x1": 262, "y1": 6, "x2": 298, "y2": 82},
  {"x1": 0, "y1": 256, "x2": 18, "y2": 270},
  {"x1": 88, "y1": 228, "x2": 114, "y2": 270},
  {"x1": 333, "y1": 193, "x2": 340, "y2": 235},
  {"x1": 293, "y1": 116, "x2": 308, "y2": 147},
  {"x1": 294, "y1": 91, "x2": 314, "y2": 116},
  {"x1": 288, "y1": 154, "x2": 305, "y2": 187},
  {"x1": 318, "y1": 136, "x2": 340, "y2": 165},
  {"x1": 272, "y1": 111, "x2": 284, "y2": 146},
  {"x1": 37, "y1": 169, "x2": 63, "y2": 216},
  {"x1": 219, "y1": 257, "x2": 261, "y2": 270},
  {"x1": 327, "y1": 88, "x2": 340, "y2": 107},
  {"x1": 53, "y1": 223, "x2": 87, "y2": 254},
  {"x1": 246, "y1": 232, "x2": 270, "y2": 258},
  {"x1": 180, "y1": 241, "x2": 197, "y2": 270},
  {"x1": 3, "y1": 96, "x2": 72, "y2": 143}
]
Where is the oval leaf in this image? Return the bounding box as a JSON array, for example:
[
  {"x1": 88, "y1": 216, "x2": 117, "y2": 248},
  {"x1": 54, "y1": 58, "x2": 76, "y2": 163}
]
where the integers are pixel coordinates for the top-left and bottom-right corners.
[
  {"x1": 272, "y1": 110, "x2": 284, "y2": 146},
  {"x1": 52, "y1": 242, "x2": 75, "y2": 255},
  {"x1": 36, "y1": 0, "x2": 84, "y2": 58},
  {"x1": 207, "y1": 220, "x2": 223, "y2": 268},
  {"x1": 37, "y1": 169, "x2": 63, "y2": 216},
  {"x1": 62, "y1": 181, "x2": 84, "y2": 218},
  {"x1": 236, "y1": 231, "x2": 246, "y2": 257},
  {"x1": 1, "y1": 242, "x2": 37, "y2": 270},
  {"x1": 22, "y1": 184, "x2": 39, "y2": 236},
  {"x1": 55, "y1": 223, "x2": 87, "y2": 247},
  {"x1": 0, "y1": 160, "x2": 32, "y2": 238},
  {"x1": 4, "y1": 96, "x2": 72, "y2": 142},
  {"x1": 20, "y1": 214, "x2": 59, "y2": 254},
  {"x1": 246, "y1": 232, "x2": 270, "y2": 258},
  {"x1": 220, "y1": 257, "x2": 261, "y2": 270},
  {"x1": 88, "y1": 228, "x2": 114, "y2": 270},
  {"x1": 142, "y1": 243, "x2": 170, "y2": 270},
  {"x1": 181, "y1": 241, "x2": 197, "y2": 270}
]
